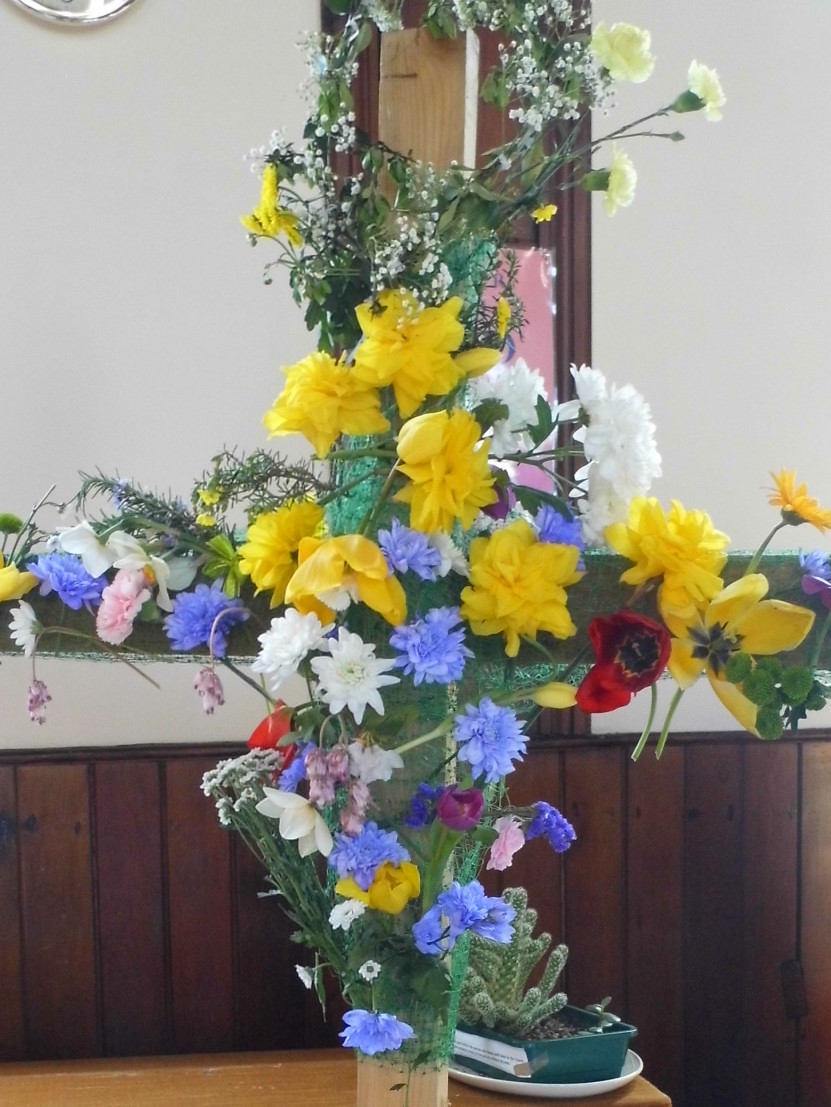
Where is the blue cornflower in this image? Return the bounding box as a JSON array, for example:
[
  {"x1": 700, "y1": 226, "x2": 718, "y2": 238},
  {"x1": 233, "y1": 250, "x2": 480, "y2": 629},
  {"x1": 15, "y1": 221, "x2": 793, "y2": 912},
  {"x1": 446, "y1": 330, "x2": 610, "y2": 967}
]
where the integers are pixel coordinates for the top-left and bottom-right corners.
[
  {"x1": 404, "y1": 782, "x2": 444, "y2": 829},
  {"x1": 453, "y1": 697, "x2": 527, "y2": 783},
  {"x1": 413, "y1": 880, "x2": 515, "y2": 956},
  {"x1": 328, "y1": 821, "x2": 409, "y2": 891},
  {"x1": 534, "y1": 504, "x2": 586, "y2": 566},
  {"x1": 27, "y1": 553, "x2": 105, "y2": 610},
  {"x1": 339, "y1": 1009, "x2": 415, "y2": 1055},
  {"x1": 526, "y1": 802, "x2": 576, "y2": 852},
  {"x1": 278, "y1": 743, "x2": 310, "y2": 792},
  {"x1": 390, "y1": 606, "x2": 473, "y2": 685},
  {"x1": 799, "y1": 550, "x2": 831, "y2": 608},
  {"x1": 377, "y1": 518, "x2": 442, "y2": 581},
  {"x1": 164, "y1": 582, "x2": 248, "y2": 658}
]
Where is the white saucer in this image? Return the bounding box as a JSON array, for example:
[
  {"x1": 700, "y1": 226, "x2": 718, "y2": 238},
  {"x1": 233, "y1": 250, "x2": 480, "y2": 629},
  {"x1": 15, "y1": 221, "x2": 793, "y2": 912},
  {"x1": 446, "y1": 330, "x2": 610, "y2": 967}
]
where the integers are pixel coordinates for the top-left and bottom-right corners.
[{"x1": 449, "y1": 1049, "x2": 643, "y2": 1099}]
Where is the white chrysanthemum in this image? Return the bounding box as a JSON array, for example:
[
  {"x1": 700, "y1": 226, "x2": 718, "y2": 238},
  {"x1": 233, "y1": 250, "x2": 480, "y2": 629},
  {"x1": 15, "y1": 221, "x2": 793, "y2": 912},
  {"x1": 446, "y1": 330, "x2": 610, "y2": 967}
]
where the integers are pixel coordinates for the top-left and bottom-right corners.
[
  {"x1": 348, "y1": 740, "x2": 404, "y2": 784},
  {"x1": 688, "y1": 61, "x2": 725, "y2": 122},
  {"x1": 295, "y1": 964, "x2": 314, "y2": 990},
  {"x1": 255, "y1": 788, "x2": 333, "y2": 857},
  {"x1": 571, "y1": 465, "x2": 631, "y2": 546},
  {"x1": 603, "y1": 145, "x2": 637, "y2": 216},
  {"x1": 469, "y1": 356, "x2": 548, "y2": 457},
  {"x1": 9, "y1": 600, "x2": 40, "y2": 657},
  {"x1": 570, "y1": 364, "x2": 607, "y2": 418},
  {"x1": 575, "y1": 382, "x2": 661, "y2": 504},
  {"x1": 310, "y1": 627, "x2": 399, "y2": 724},
  {"x1": 428, "y1": 531, "x2": 469, "y2": 578},
  {"x1": 329, "y1": 898, "x2": 366, "y2": 931},
  {"x1": 252, "y1": 608, "x2": 334, "y2": 692}
]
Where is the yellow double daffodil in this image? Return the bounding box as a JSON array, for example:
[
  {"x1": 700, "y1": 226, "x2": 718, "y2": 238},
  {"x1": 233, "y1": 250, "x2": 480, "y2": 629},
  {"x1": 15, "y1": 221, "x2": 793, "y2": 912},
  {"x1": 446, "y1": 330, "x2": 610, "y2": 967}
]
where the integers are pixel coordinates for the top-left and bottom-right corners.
[
  {"x1": 665, "y1": 573, "x2": 815, "y2": 734},
  {"x1": 285, "y1": 533, "x2": 406, "y2": 627},
  {"x1": 335, "y1": 860, "x2": 421, "y2": 915},
  {"x1": 238, "y1": 501, "x2": 324, "y2": 608}
]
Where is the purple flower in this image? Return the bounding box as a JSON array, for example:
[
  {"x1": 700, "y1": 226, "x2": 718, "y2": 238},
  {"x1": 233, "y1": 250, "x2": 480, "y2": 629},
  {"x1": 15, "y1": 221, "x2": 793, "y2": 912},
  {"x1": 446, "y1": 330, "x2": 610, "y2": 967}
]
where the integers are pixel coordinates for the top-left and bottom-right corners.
[
  {"x1": 328, "y1": 821, "x2": 409, "y2": 891},
  {"x1": 339, "y1": 1009, "x2": 415, "y2": 1055},
  {"x1": 800, "y1": 550, "x2": 831, "y2": 608},
  {"x1": 164, "y1": 582, "x2": 248, "y2": 657},
  {"x1": 526, "y1": 802, "x2": 576, "y2": 852},
  {"x1": 453, "y1": 697, "x2": 527, "y2": 783},
  {"x1": 413, "y1": 880, "x2": 515, "y2": 956},
  {"x1": 534, "y1": 504, "x2": 586, "y2": 567},
  {"x1": 378, "y1": 518, "x2": 441, "y2": 581},
  {"x1": 404, "y1": 782, "x2": 444, "y2": 829},
  {"x1": 27, "y1": 553, "x2": 105, "y2": 610},
  {"x1": 390, "y1": 606, "x2": 473, "y2": 685},
  {"x1": 436, "y1": 785, "x2": 484, "y2": 831}
]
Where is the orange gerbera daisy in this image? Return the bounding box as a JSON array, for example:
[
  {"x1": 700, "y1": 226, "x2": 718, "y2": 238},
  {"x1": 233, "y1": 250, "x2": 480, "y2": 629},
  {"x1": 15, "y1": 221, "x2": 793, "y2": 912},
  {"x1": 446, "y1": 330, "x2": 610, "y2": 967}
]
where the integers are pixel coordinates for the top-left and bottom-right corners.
[{"x1": 769, "y1": 469, "x2": 831, "y2": 532}]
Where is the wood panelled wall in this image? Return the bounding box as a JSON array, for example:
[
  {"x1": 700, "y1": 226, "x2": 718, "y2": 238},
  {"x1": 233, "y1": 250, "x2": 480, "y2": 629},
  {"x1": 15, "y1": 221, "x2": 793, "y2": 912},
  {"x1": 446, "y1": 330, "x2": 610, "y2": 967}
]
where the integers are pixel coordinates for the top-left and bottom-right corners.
[{"x1": 1, "y1": 735, "x2": 830, "y2": 1107}]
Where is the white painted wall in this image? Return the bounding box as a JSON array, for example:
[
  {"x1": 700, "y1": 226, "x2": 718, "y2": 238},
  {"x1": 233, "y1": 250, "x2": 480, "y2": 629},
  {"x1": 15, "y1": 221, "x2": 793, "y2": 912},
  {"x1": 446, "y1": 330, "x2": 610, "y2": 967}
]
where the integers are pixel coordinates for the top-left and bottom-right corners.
[{"x1": 1, "y1": 2, "x2": 827, "y2": 746}]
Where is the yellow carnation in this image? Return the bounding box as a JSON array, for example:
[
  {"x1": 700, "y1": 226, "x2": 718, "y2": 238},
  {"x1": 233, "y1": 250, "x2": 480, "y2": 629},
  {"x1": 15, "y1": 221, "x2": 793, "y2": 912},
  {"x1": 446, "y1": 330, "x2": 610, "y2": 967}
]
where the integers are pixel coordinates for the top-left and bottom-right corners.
[
  {"x1": 460, "y1": 520, "x2": 583, "y2": 657},
  {"x1": 687, "y1": 61, "x2": 725, "y2": 122},
  {"x1": 241, "y1": 164, "x2": 302, "y2": 247},
  {"x1": 603, "y1": 145, "x2": 637, "y2": 216},
  {"x1": 606, "y1": 496, "x2": 729, "y2": 622},
  {"x1": 335, "y1": 861, "x2": 421, "y2": 915},
  {"x1": 395, "y1": 409, "x2": 497, "y2": 533},
  {"x1": 238, "y1": 501, "x2": 324, "y2": 608},
  {"x1": 351, "y1": 289, "x2": 498, "y2": 418},
  {"x1": 591, "y1": 22, "x2": 654, "y2": 83},
  {"x1": 263, "y1": 351, "x2": 390, "y2": 458},
  {"x1": 286, "y1": 534, "x2": 407, "y2": 627}
]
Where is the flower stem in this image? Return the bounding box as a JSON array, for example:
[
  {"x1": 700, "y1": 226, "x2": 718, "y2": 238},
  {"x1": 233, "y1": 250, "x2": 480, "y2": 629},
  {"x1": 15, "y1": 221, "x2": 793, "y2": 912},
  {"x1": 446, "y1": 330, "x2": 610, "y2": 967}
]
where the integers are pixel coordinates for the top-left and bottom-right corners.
[
  {"x1": 654, "y1": 686, "x2": 686, "y2": 759},
  {"x1": 629, "y1": 684, "x2": 659, "y2": 762},
  {"x1": 744, "y1": 520, "x2": 788, "y2": 575}
]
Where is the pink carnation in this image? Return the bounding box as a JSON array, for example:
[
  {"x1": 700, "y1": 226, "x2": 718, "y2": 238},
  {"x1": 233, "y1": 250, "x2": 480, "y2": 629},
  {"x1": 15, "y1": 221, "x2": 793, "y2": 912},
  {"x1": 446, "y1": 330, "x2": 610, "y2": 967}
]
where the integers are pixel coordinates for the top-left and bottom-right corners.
[
  {"x1": 96, "y1": 568, "x2": 151, "y2": 645},
  {"x1": 486, "y1": 815, "x2": 526, "y2": 871}
]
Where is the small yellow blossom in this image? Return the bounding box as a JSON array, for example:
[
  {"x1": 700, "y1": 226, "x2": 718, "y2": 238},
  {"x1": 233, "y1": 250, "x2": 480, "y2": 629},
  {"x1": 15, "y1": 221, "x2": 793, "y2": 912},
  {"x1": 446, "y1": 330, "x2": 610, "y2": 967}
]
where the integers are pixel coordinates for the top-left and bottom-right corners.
[
  {"x1": 395, "y1": 409, "x2": 497, "y2": 533},
  {"x1": 603, "y1": 145, "x2": 637, "y2": 216},
  {"x1": 606, "y1": 496, "x2": 730, "y2": 623},
  {"x1": 238, "y1": 502, "x2": 325, "y2": 608},
  {"x1": 531, "y1": 203, "x2": 558, "y2": 223},
  {"x1": 460, "y1": 520, "x2": 583, "y2": 657},
  {"x1": 687, "y1": 61, "x2": 725, "y2": 122},
  {"x1": 665, "y1": 574, "x2": 814, "y2": 734},
  {"x1": 0, "y1": 557, "x2": 37, "y2": 603},
  {"x1": 335, "y1": 861, "x2": 421, "y2": 915},
  {"x1": 286, "y1": 533, "x2": 407, "y2": 627},
  {"x1": 591, "y1": 22, "x2": 655, "y2": 83},
  {"x1": 263, "y1": 351, "x2": 390, "y2": 458},
  {"x1": 351, "y1": 289, "x2": 499, "y2": 418},
  {"x1": 195, "y1": 513, "x2": 216, "y2": 528},
  {"x1": 241, "y1": 163, "x2": 303, "y2": 247},
  {"x1": 768, "y1": 469, "x2": 831, "y2": 533},
  {"x1": 197, "y1": 487, "x2": 221, "y2": 506},
  {"x1": 495, "y1": 296, "x2": 512, "y2": 341}
]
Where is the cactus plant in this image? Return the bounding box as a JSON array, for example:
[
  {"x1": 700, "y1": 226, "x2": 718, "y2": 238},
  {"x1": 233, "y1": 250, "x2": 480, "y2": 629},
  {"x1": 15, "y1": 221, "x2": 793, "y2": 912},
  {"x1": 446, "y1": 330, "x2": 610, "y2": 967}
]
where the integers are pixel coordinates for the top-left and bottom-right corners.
[{"x1": 458, "y1": 887, "x2": 569, "y2": 1038}]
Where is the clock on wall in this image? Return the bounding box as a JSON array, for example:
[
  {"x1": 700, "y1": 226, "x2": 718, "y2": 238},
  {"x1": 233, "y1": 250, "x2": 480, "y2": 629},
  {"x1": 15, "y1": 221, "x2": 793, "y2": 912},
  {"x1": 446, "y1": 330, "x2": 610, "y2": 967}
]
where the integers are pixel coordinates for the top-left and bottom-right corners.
[{"x1": 7, "y1": 0, "x2": 137, "y2": 23}]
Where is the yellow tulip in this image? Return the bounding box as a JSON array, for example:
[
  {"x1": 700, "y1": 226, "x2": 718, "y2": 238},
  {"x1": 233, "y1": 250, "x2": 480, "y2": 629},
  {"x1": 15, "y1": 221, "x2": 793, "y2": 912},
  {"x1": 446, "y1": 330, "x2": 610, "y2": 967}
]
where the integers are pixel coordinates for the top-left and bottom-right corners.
[
  {"x1": 531, "y1": 682, "x2": 577, "y2": 709},
  {"x1": 335, "y1": 861, "x2": 421, "y2": 915},
  {"x1": 0, "y1": 558, "x2": 37, "y2": 602}
]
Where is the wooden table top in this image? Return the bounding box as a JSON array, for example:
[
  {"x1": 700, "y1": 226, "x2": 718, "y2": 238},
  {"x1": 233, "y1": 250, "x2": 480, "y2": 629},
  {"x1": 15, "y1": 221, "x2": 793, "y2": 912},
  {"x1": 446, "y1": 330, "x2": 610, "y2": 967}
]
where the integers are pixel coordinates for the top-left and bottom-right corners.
[{"x1": 0, "y1": 1048, "x2": 671, "y2": 1106}]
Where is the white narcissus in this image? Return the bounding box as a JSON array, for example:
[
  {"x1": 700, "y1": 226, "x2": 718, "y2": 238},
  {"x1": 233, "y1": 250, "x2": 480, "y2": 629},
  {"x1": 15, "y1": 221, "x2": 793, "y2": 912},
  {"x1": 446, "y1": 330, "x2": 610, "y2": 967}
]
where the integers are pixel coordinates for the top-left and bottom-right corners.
[{"x1": 256, "y1": 787, "x2": 334, "y2": 858}]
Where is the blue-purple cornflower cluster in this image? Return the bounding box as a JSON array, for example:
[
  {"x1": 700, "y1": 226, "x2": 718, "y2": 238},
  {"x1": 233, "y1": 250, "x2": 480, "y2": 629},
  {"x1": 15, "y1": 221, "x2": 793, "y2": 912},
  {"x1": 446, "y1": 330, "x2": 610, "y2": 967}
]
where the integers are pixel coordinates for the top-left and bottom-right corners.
[
  {"x1": 378, "y1": 518, "x2": 441, "y2": 580},
  {"x1": 339, "y1": 1009, "x2": 415, "y2": 1055},
  {"x1": 164, "y1": 581, "x2": 248, "y2": 658},
  {"x1": 800, "y1": 550, "x2": 831, "y2": 609},
  {"x1": 534, "y1": 504, "x2": 586, "y2": 567},
  {"x1": 390, "y1": 606, "x2": 473, "y2": 685},
  {"x1": 28, "y1": 553, "x2": 106, "y2": 610},
  {"x1": 328, "y1": 820, "x2": 409, "y2": 890},
  {"x1": 412, "y1": 879, "x2": 516, "y2": 956},
  {"x1": 453, "y1": 696, "x2": 527, "y2": 783},
  {"x1": 526, "y1": 801, "x2": 577, "y2": 852}
]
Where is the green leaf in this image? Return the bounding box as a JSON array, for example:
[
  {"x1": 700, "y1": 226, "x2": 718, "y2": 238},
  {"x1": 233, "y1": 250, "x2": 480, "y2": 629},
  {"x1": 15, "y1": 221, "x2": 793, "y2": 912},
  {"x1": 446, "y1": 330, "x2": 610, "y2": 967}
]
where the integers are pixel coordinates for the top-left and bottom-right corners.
[
  {"x1": 471, "y1": 398, "x2": 510, "y2": 432},
  {"x1": 354, "y1": 20, "x2": 373, "y2": 55},
  {"x1": 324, "y1": 0, "x2": 352, "y2": 14},
  {"x1": 529, "y1": 394, "x2": 554, "y2": 446}
]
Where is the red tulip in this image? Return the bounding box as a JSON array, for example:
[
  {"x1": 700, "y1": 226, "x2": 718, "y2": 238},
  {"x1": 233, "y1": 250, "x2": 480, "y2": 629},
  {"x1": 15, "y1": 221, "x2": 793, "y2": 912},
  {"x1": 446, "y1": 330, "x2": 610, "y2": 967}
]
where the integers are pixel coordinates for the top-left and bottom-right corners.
[{"x1": 576, "y1": 611, "x2": 671, "y2": 713}]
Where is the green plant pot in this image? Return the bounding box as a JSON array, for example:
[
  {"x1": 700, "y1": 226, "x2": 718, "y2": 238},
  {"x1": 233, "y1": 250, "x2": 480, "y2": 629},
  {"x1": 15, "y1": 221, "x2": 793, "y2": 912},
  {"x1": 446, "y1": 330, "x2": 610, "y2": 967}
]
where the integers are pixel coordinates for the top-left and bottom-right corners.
[{"x1": 453, "y1": 1005, "x2": 637, "y2": 1085}]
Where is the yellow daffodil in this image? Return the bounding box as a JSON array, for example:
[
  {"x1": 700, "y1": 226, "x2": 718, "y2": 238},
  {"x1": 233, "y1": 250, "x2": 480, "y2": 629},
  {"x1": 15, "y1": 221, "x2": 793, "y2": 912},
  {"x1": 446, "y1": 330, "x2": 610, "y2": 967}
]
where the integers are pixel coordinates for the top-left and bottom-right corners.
[
  {"x1": 0, "y1": 557, "x2": 37, "y2": 603},
  {"x1": 530, "y1": 681, "x2": 577, "y2": 709},
  {"x1": 606, "y1": 496, "x2": 729, "y2": 623},
  {"x1": 665, "y1": 573, "x2": 814, "y2": 734},
  {"x1": 335, "y1": 861, "x2": 421, "y2": 915},
  {"x1": 460, "y1": 520, "x2": 583, "y2": 657},
  {"x1": 351, "y1": 289, "x2": 499, "y2": 418},
  {"x1": 238, "y1": 501, "x2": 325, "y2": 608},
  {"x1": 286, "y1": 533, "x2": 407, "y2": 626},
  {"x1": 263, "y1": 351, "x2": 390, "y2": 458},
  {"x1": 768, "y1": 469, "x2": 831, "y2": 532},
  {"x1": 495, "y1": 296, "x2": 511, "y2": 341},
  {"x1": 531, "y1": 203, "x2": 558, "y2": 223},
  {"x1": 241, "y1": 163, "x2": 302, "y2": 247},
  {"x1": 395, "y1": 409, "x2": 497, "y2": 533},
  {"x1": 591, "y1": 22, "x2": 654, "y2": 83}
]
